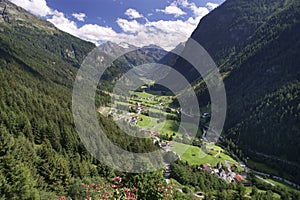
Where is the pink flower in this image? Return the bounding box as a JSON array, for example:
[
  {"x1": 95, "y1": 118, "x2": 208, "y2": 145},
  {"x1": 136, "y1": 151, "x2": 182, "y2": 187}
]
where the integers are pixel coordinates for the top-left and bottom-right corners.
[
  {"x1": 112, "y1": 176, "x2": 122, "y2": 183},
  {"x1": 124, "y1": 187, "x2": 130, "y2": 193}
]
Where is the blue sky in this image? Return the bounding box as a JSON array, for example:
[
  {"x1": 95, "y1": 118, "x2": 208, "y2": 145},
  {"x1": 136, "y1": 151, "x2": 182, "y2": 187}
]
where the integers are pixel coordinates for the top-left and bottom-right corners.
[{"x1": 9, "y1": 0, "x2": 225, "y2": 50}]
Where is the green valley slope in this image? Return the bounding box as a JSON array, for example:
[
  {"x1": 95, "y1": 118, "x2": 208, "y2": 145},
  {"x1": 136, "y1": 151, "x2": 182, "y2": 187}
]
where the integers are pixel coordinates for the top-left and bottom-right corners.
[
  {"x1": 0, "y1": 0, "x2": 162, "y2": 199},
  {"x1": 167, "y1": 0, "x2": 300, "y2": 183}
]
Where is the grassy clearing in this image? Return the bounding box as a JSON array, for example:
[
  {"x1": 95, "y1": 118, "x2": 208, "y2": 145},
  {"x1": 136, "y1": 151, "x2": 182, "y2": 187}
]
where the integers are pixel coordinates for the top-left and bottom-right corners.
[
  {"x1": 171, "y1": 142, "x2": 238, "y2": 166},
  {"x1": 137, "y1": 114, "x2": 158, "y2": 128},
  {"x1": 115, "y1": 101, "x2": 130, "y2": 107},
  {"x1": 245, "y1": 187, "x2": 281, "y2": 199},
  {"x1": 266, "y1": 178, "x2": 299, "y2": 192},
  {"x1": 133, "y1": 91, "x2": 154, "y2": 98},
  {"x1": 150, "y1": 120, "x2": 180, "y2": 136}
]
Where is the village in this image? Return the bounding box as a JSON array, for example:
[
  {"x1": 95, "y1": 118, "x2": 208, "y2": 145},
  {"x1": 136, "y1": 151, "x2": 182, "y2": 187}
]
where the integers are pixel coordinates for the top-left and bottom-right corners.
[{"x1": 98, "y1": 88, "x2": 251, "y2": 186}]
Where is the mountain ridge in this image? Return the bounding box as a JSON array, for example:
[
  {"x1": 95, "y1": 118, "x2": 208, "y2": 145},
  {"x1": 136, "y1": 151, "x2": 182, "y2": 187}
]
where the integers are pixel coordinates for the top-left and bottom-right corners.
[{"x1": 168, "y1": 0, "x2": 300, "y2": 183}]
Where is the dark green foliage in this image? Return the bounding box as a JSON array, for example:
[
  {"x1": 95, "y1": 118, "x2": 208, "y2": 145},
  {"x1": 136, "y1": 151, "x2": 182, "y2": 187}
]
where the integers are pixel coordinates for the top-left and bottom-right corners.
[
  {"x1": 167, "y1": 0, "x2": 300, "y2": 183},
  {"x1": 0, "y1": 1, "x2": 165, "y2": 198},
  {"x1": 170, "y1": 160, "x2": 229, "y2": 192}
]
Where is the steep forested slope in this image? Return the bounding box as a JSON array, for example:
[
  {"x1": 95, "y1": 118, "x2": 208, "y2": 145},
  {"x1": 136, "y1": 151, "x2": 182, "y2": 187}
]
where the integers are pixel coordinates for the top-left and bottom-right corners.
[
  {"x1": 222, "y1": 0, "x2": 300, "y2": 181},
  {"x1": 168, "y1": 0, "x2": 300, "y2": 182},
  {"x1": 0, "y1": 1, "x2": 163, "y2": 199}
]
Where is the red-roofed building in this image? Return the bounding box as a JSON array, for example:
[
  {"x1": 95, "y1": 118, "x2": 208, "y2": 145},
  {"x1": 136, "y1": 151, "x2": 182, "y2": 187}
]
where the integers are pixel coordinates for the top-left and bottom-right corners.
[
  {"x1": 202, "y1": 163, "x2": 211, "y2": 171},
  {"x1": 235, "y1": 174, "x2": 245, "y2": 182},
  {"x1": 168, "y1": 141, "x2": 174, "y2": 146}
]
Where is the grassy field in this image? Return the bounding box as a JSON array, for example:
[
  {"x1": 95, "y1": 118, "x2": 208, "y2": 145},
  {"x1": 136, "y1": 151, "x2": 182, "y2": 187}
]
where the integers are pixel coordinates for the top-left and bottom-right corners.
[
  {"x1": 171, "y1": 142, "x2": 238, "y2": 166},
  {"x1": 266, "y1": 178, "x2": 299, "y2": 192},
  {"x1": 137, "y1": 114, "x2": 158, "y2": 128},
  {"x1": 132, "y1": 91, "x2": 154, "y2": 98},
  {"x1": 151, "y1": 120, "x2": 179, "y2": 134},
  {"x1": 245, "y1": 187, "x2": 281, "y2": 199}
]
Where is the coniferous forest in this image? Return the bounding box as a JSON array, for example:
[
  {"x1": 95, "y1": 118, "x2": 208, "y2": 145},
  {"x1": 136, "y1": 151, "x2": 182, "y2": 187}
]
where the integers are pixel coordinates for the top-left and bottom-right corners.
[{"x1": 0, "y1": 0, "x2": 300, "y2": 199}]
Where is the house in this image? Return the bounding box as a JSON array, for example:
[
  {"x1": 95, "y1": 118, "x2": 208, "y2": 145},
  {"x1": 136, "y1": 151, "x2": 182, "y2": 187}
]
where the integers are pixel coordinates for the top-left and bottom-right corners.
[
  {"x1": 227, "y1": 172, "x2": 236, "y2": 183},
  {"x1": 153, "y1": 130, "x2": 159, "y2": 136},
  {"x1": 201, "y1": 113, "x2": 209, "y2": 118},
  {"x1": 240, "y1": 172, "x2": 247, "y2": 179},
  {"x1": 202, "y1": 163, "x2": 211, "y2": 172},
  {"x1": 161, "y1": 142, "x2": 167, "y2": 147},
  {"x1": 231, "y1": 164, "x2": 238, "y2": 171},
  {"x1": 130, "y1": 116, "x2": 138, "y2": 124},
  {"x1": 217, "y1": 162, "x2": 222, "y2": 169},
  {"x1": 168, "y1": 141, "x2": 174, "y2": 147},
  {"x1": 235, "y1": 174, "x2": 245, "y2": 182},
  {"x1": 219, "y1": 169, "x2": 227, "y2": 180}
]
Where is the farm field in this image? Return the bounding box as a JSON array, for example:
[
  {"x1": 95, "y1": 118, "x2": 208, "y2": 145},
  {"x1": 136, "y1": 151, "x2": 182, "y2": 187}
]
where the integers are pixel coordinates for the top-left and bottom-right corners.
[{"x1": 171, "y1": 142, "x2": 238, "y2": 166}]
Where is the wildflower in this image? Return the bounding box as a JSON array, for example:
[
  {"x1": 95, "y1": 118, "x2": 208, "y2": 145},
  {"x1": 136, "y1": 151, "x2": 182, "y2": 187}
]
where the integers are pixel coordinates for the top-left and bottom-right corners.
[{"x1": 112, "y1": 176, "x2": 122, "y2": 183}]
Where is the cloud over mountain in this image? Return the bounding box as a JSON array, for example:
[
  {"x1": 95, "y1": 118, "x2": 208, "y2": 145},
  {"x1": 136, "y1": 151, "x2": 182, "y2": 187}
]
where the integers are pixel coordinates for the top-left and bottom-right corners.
[{"x1": 8, "y1": 0, "x2": 220, "y2": 50}]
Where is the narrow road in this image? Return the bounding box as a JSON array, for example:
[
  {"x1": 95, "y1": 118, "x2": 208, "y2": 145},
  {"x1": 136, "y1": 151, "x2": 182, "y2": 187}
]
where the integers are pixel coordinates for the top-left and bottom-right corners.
[
  {"x1": 255, "y1": 175, "x2": 275, "y2": 187},
  {"x1": 214, "y1": 150, "x2": 221, "y2": 158},
  {"x1": 237, "y1": 159, "x2": 300, "y2": 190}
]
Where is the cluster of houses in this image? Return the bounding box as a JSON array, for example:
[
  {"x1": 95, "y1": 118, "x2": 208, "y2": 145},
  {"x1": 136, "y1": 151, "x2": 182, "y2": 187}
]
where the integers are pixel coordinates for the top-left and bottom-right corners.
[
  {"x1": 129, "y1": 103, "x2": 145, "y2": 113},
  {"x1": 145, "y1": 130, "x2": 160, "y2": 137},
  {"x1": 130, "y1": 115, "x2": 138, "y2": 125},
  {"x1": 142, "y1": 129, "x2": 176, "y2": 150},
  {"x1": 201, "y1": 162, "x2": 248, "y2": 184}
]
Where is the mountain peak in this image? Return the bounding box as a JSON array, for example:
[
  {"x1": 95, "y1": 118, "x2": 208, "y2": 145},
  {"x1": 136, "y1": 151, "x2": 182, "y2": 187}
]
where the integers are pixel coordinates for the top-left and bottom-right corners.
[{"x1": 0, "y1": 0, "x2": 57, "y2": 32}]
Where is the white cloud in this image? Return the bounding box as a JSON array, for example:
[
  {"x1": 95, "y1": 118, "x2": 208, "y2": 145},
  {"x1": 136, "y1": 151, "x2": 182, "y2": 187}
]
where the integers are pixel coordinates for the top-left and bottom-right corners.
[
  {"x1": 117, "y1": 18, "x2": 145, "y2": 33},
  {"x1": 47, "y1": 11, "x2": 78, "y2": 35},
  {"x1": 156, "y1": 3, "x2": 186, "y2": 18},
  {"x1": 9, "y1": 0, "x2": 52, "y2": 16},
  {"x1": 111, "y1": 17, "x2": 200, "y2": 50},
  {"x1": 48, "y1": 10, "x2": 117, "y2": 42},
  {"x1": 175, "y1": 0, "x2": 210, "y2": 18},
  {"x1": 78, "y1": 24, "x2": 117, "y2": 42},
  {"x1": 206, "y1": 2, "x2": 219, "y2": 10},
  {"x1": 189, "y1": 4, "x2": 209, "y2": 18},
  {"x1": 72, "y1": 13, "x2": 86, "y2": 22},
  {"x1": 8, "y1": 0, "x2": 215, "y2": 50},
  {"x1": 124, "y1": 8, "x2": 143, "y2": 19}
]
